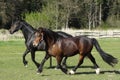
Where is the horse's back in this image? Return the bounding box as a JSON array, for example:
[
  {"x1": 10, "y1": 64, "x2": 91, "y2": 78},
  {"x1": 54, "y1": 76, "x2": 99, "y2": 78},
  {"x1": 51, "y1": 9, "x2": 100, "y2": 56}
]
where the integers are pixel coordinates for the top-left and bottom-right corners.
[{"x1": 57, "y1": 31, "x2": 73, "y2": 38}]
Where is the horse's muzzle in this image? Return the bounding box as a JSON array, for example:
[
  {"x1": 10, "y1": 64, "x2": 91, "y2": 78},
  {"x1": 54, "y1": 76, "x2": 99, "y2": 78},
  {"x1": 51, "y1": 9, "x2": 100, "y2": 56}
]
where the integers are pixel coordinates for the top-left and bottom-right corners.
[
  {"x1": 9, "y1": 29, "x2": 14, "y2": 34},
  {"x1": 33, "y1": 41, "x2": 38, "y2": 47}
]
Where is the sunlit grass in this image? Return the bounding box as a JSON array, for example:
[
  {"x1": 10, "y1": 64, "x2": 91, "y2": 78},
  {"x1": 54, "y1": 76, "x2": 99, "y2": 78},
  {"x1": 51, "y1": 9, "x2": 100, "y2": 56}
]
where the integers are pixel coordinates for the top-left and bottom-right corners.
[{"x1": 0, "y1": 38, "x2": 120, "y2": 80}]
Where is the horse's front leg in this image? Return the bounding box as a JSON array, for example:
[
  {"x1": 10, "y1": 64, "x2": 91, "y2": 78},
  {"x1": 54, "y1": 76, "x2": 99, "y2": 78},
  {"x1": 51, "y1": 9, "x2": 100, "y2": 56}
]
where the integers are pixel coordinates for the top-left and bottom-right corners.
[
  {"x1": 31, "y1": 50, "x2": 40, "y2": 68},
  {"x1": 37, "y1": 53, "x2": 50, "y2": 73},
  {"x1": 62, "y1": 57, "x2": 67, "y2": 68},
  {"x1": 55, "y1": 57, "x2": 67, "y2": 69},
  {"x1": 56, "y1": 56, "x2": 68, "y2": 74},
  {"x1": 23, "y1": 49, "x2": 30, "y2": 67}
]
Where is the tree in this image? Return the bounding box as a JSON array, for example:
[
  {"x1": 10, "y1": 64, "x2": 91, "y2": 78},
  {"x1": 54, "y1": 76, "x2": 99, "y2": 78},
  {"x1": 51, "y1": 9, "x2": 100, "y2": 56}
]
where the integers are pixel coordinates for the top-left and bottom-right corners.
[
  {"x1": 0, "y1": 0, "x2": 44, "y2": 29},
  {"x1": 0, "y1": 0, "x2": 120, "y2": 30},
  {"x1": 57, "y1": 0, "x2": 81, "y2": 29},
  {"x1": 101, "y1": 0, "x2": 120, "y2": 27}
]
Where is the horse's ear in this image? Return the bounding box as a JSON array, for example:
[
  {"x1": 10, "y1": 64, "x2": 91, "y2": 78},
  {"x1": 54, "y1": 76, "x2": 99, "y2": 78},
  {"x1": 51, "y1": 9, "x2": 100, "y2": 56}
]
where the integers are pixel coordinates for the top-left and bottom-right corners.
[
  {"x1": 36, "y1": 28, "x2": 44, "y2": 36},
  {"x1": 37, "y1": 27, "x2": 42, "y2": 30},
  {"x1": 41, "y1": 31, "x2": 44, "y2": 36},
  {"x1": 41, "y1": 28, "x2": 46, "y2": 36},
  {"x1": 37, "y1": 27, "x2": 44, "y2": 33}
]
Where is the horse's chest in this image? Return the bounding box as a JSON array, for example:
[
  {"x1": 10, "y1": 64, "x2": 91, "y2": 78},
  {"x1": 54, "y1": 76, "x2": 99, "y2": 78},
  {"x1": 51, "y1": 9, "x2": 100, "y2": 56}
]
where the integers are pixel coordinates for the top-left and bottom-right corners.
[{"x1": 48, "y1": 44, "x2": 61, "y2": 56}]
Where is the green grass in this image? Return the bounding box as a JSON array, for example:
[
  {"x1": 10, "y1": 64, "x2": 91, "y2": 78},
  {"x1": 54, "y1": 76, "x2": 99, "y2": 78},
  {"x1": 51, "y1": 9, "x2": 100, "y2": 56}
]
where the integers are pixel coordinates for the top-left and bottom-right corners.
[{"x1": 0, "y1": 38, "x2": 120, "y2": 80}]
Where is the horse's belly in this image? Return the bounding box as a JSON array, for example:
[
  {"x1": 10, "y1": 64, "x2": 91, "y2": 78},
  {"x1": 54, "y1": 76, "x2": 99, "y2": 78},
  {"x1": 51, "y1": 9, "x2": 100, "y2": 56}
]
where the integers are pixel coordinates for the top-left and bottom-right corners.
[
  {"x1": 62, "y1": 41, "x2": 78, "y2": 54},
  {"x1": 64, "y1": 49, "x2": 78, "y2": 56}
]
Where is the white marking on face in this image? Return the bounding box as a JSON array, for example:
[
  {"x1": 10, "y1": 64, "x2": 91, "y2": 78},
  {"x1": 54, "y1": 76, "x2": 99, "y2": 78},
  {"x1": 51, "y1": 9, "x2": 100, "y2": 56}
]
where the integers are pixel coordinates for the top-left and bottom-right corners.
[
  {"x1": 25, "y1": 65, "x2": 28, "y2": 67},
  {"x1": 53, "y1": 44, "x2": 56, "y2": 48}
]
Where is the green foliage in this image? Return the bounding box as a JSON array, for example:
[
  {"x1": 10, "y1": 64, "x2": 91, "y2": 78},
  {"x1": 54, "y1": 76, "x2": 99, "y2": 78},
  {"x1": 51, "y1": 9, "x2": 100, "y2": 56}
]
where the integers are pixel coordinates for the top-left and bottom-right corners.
[
  {"x1": 97, "y1": 15, "x2": 120, "y2": 30},
  {"x1": 106, "y1": 15, "x2": 120, "y2": 28},
  {"x1": 0, "y1": 0, "x2": 44, "y2": 29},
  {"x1": 0, "y1": 0, "x2": 120, "y2": 29},
  {"x1": 25, "y1": 1, "x2": 57, "y2": 29}
]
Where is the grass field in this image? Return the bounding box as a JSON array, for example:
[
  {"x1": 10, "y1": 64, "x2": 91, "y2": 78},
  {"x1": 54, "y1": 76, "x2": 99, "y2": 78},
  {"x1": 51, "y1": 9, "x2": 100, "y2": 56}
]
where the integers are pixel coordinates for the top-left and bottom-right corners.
[{"x1": 0, "y1": 38, "x2": 120, "y2": 80}]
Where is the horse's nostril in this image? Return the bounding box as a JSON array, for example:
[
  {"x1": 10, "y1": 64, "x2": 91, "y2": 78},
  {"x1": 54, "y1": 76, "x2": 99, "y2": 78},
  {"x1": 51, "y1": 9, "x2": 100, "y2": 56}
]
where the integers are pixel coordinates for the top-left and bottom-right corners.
[
  {"x1": 33, "y1": 42, "x2": 37, "y2": 47},
  {"x1": 9, "y1": 30, "x2": 12, "y2": 34},
  {"x1": 9, "y1": 29, "x2": 13, "y2": 34}
]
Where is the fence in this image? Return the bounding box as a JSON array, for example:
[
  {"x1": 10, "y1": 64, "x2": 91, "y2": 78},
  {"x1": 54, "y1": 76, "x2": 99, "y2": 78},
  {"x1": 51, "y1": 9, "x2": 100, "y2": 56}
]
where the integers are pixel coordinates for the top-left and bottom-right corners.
[
  {"x1": 60, "y1": 29, "x2": 120, "y2": 38},
  {"x1": 0, "y1": 30, "x2": 23, "y2": 41},
  {"x1": 0, "y1": 29, "x2": 120, "y2": 41}
]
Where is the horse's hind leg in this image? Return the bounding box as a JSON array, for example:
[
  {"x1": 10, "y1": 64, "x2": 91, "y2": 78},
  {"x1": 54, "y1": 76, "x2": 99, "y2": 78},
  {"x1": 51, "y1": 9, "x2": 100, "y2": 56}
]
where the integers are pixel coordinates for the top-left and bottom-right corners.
[
  {"x1": 69, "y1": 55, "x2": 85, "y2": 75},
  {"x1": 23, "y1": 49, "x2": 30, "y2": 67},
  {"x1": 87, "y1": 53, "x2": 100, "y2": 74}
]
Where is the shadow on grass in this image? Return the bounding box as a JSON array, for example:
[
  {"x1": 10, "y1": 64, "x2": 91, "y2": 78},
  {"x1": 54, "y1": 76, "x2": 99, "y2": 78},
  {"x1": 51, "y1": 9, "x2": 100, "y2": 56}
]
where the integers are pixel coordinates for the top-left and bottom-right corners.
[
  {"x1": 41, "y1": 74, "x2": 50, "y2": 76},
  {"x1": 40, "y1": 70, "x2": 120, "y2": 76},
  {"x1": 47, "y1": 66, "x2": 120, "y2": 75},
  {"x1": 47, "y1": 65, "x2": 94, "y2": 69},
  {"x1": 75, "y1": 70, "x2": 120, "y2": 75}
]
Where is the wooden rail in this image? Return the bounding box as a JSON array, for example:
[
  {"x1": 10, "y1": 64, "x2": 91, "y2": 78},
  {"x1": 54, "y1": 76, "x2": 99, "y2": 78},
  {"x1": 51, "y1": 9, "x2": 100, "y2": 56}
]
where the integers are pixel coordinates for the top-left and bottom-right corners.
[
  {"x1": 1, "y1": 30, "x2": 120, "y2": 41},
  {"x1": 58, "y1": 29, "x2": 120, "y2": 38},
  {"x1": 74, "y1": 30, "x2": 120, "y2": 38}
]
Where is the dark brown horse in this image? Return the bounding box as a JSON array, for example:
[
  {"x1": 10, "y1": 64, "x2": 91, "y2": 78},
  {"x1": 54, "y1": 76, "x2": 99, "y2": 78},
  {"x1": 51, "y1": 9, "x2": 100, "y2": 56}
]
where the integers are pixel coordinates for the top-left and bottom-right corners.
[{"x1": 33, "y1": 27, "x2": 118, "y2": 75}]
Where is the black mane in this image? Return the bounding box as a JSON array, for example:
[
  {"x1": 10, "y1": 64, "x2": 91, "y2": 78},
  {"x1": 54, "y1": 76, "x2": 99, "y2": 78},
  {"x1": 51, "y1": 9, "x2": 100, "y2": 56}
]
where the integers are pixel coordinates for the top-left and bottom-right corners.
[
  {"x1": 39, "y1": 28, "x2": 64, "y2": 43},
  {"x1": 20, "y1": 20, "x2": 36, "y2": 31}
]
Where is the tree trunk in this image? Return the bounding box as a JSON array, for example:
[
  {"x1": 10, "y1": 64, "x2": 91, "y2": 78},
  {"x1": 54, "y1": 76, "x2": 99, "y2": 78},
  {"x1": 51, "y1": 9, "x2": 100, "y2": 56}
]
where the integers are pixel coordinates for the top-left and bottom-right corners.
[
  {"x1": 99, "y1": 4, "x2": 102, "y2": 25},
  {"x1": 55, "y1": 1, "x2": 58, "y2": 29}
]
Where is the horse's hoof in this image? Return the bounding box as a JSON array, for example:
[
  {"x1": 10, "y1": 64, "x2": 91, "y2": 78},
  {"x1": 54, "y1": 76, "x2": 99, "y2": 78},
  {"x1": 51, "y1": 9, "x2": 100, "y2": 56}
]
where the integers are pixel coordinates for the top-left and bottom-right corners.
[
  {"x1": 37, "y1": 72, "x2": 43, "y2": 75},
  {"x1": 37, "y1": 71, "x2": 41, "y2": 74},
  {"x1": 37, "y1": 69, "x2": 42, "y2": 74},
  {"x1": 95, "y1": 68, "x2": 100, "y2": 74},
  {"x1": 54, "y1": 67, "x2": 59, "y2": 70},
  {"x1": 68, "y1": 70, "x2": 75, "y2": 75},
  {"x1": 25, "y1": 65, "x2": 28, "y2": 67},
  {"x1": 24, "y1": 61, "x2": 28, "y2": 65},
  {"x1": 37, "y1": 72, "x2": 40, "y2": 74}
]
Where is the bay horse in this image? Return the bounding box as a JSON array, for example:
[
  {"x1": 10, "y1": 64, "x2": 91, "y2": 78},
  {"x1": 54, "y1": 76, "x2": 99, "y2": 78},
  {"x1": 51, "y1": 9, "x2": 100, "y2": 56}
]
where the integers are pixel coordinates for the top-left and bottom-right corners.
[
  {"x1": 33, "y1": 27, "x2": 118, "y2": 75},
  {"x1": 9, "y1": 20, "x2": 72, "y2": 68}
]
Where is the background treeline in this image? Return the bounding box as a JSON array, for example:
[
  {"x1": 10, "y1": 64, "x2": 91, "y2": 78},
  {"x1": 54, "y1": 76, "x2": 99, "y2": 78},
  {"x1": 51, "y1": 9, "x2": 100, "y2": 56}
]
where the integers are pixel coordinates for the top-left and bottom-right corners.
[{"x1": 0, "y1": 0, "x2": 120, "y2": 30}]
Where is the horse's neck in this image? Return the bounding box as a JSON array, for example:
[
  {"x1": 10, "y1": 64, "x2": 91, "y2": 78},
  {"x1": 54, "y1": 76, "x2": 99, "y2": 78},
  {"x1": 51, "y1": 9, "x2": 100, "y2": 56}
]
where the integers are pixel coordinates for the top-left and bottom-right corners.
[
  {"x1": 21, "y1": 24, "x2": 35, "y2": 41},
  {"x1": 44, "y1": 31, "x2": 59, "y2": 47}
]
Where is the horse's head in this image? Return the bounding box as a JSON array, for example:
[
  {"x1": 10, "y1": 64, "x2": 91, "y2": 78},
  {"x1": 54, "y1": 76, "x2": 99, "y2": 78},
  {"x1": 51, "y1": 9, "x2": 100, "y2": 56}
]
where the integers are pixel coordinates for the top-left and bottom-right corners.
[
  {"x1": 33, "y1": 27, "x2": 44, "y2": 47},
  {"x1": 9, "y1": 20, "x2": 22, "y2": 34}
]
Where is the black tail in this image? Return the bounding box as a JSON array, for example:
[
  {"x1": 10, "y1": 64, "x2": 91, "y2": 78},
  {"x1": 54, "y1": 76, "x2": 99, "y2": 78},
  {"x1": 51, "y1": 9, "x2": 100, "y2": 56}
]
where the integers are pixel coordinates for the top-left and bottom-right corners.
[{"x1": 92, "y1": 38, "x2": 118, "y2": 67}]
